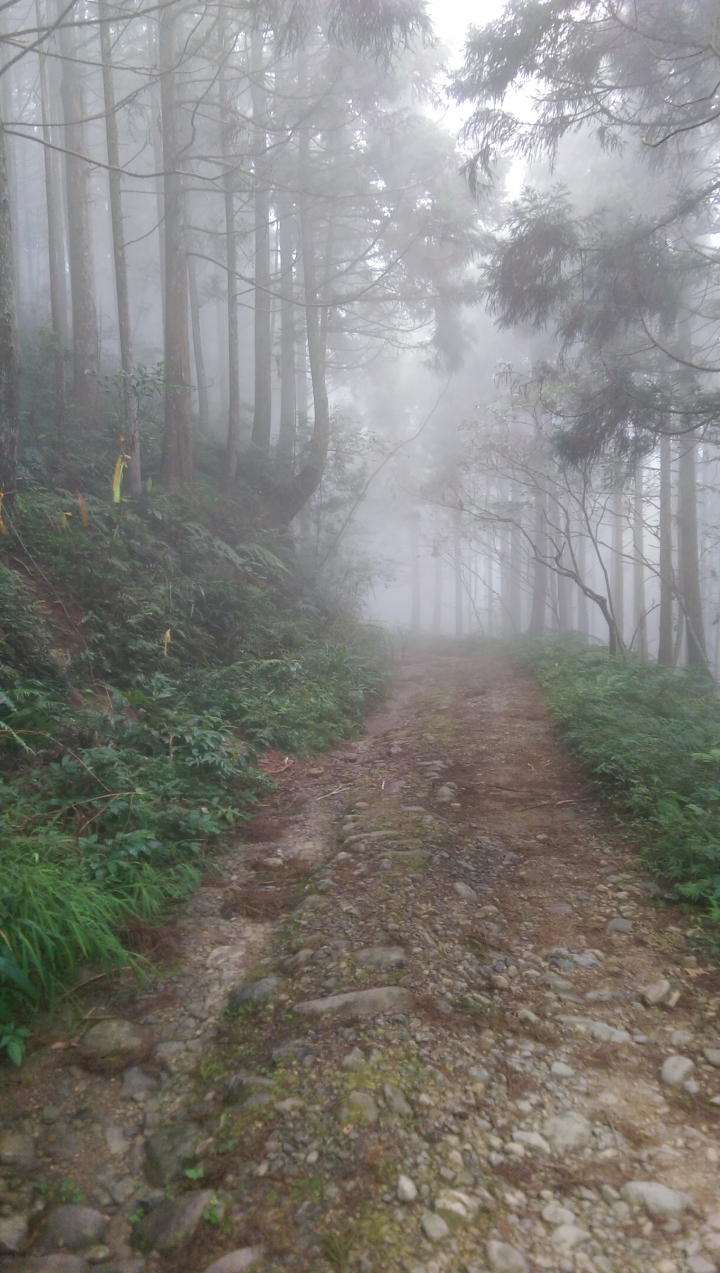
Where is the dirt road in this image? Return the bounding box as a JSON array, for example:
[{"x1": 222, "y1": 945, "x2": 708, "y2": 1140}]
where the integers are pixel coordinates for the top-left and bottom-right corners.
[{"x1": 2, "y1": 651, "x2": 720, "y2": 1273}]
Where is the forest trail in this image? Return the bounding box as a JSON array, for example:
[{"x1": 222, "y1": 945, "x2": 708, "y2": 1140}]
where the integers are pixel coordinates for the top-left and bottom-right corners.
[{"x1": 3, "y1": 651, "x2": 720, "y2": 1273}]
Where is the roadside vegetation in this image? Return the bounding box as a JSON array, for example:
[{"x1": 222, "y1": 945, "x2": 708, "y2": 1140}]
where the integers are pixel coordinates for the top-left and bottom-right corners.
[
  {"x1": 523, "y1": 639, "x2": 720, "y2": 925},
  {"x1": 0, "y1": 431, "x2": 387, "y2": 1064}
]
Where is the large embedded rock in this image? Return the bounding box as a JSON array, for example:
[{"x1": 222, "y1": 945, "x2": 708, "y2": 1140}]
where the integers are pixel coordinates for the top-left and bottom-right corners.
[
  {"x1": 661, "y1": 1054, "x2": 695, "y2": 1086},
  {"x1": 36, "y1": 1208, "x2": 109, "y2": 1254},
  {"x1": 202, "y1": 1249, "x2": 265, "y2": 1273},
  {"x1": 228, "y1": 977, "x2": 281, "y2": 1009},
  {"x1": 383, "y1": 1084, "x2": 412, "y2": 1117},
  {"x1": 131, "y1": 1191, "x2": 215, "y2": 1253},
  {"x1": 486, "y1": 1241, "x2": 528, "y2": 1273},
  {"x1": 143, "y1": 1123, "x2": 200, "y2": 1187},
  {"x1": 355, "y1": 947, "x2": 405, "y2": 969},
  {"x1": 620, "y1": 1181, "x2": 693, "y2": 1216},
  {"x1": 0, "y1": 1130, "x2": 34, "y2": 1172},
  {"x1": 3, "y1": 1258, "x2": 89, "y2": 1273},
  {"x1": 80, "y1": 1019, "x2": 145, "y2": 1061},
  {"x1": 0, "y1": 1213, "x2": 30, "y2": 1254},
  {"x1": 433, "y1": 1190, "x2": 477, "y2": 1226},
  {"x1": 293, "y1": 986, "x2": 409, "y2": 1018},
  {"x1": 543, "y1": 1112, "x2": 591, "y2": 1154},
  {"x1": 339, "y1": 1091, "x2": 377, "y2": 1125}
]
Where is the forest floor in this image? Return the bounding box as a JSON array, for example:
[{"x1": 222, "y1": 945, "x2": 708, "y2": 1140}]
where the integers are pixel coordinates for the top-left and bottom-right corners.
[{"x1": 2, "y1": 649, "x2": 720, "y2": 1273}]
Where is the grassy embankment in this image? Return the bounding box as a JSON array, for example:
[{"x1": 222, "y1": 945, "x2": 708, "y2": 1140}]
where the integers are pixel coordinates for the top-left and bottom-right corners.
[
  {"x1": 522, "y1": 639, "x2": 720, "y2": 930},
  {"x1": 0, "y1": 479, "x2": 387, "y2": 1062}
]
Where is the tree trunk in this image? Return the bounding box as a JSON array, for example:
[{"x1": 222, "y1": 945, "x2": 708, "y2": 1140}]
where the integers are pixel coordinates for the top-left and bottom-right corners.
[
  {"x1": 632, "y1": 463, "x2": 647, "y2": 657},
  {"x1": 57, "y1": 1, "x2": 99, "y2": 419},
  {"x1": 276, "y1": 191, "x2": 296, "y2": 479},
  {"x1": 409, "y1": 520, "x2": 420, "y2": 633},
  {"x1": 219, "y1": 18, "x2": 241, "y2": 485},
  {"x1": 0, "y1": 113, "x2": 19, "y2": 503},
  {"x1": 576, "y1": 521, "x2": 589, "y2": 636},
  {"x1": 454, "y1": 519, "x2": 463, "y2": 639},
  {"x1": 250, "y1": 29, "x2": 271, "y2": 455},
  {"x1": 677, "y1": 434, "x2": 708, "y2": 671},
  {"x1": 527, "y1": 487, "x2": 547, "y2": 636},
  {"x1": 611, "y1": 483, "x2": 624, "y2": 648},
  {"x1": 159, "y1": 0, "x2": 192, "y2": 485},
  {"x1": 657, "y1": 433, "x2": 674, "y2": 666},
  {"x1": 187, "y1": 253, "x2": 208, "y2": 433},
  {"x1": 99, "y1": 0, "x2": 140, "y2": 495},
  {"x1": 36, "y1": 0, "x2": 67, "y2": 435},
  {"x1": 432, "y1": 551, "x2": 442, "y2": 635}
]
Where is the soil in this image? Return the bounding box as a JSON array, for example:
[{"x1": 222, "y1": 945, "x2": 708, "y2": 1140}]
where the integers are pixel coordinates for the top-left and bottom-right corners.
[{"x1": 2, "y1": 650, "x2": 719, "y2": 1273}]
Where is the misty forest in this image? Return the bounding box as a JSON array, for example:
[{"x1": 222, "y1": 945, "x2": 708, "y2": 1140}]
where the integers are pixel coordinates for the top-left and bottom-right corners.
[{"x1": 3, "y1": 1, "x2": 720, "y2": 1270}]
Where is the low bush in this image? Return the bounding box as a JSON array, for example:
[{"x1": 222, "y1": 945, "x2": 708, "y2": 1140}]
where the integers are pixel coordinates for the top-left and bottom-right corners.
[{"x1": 521, "y1": 638, "x2": 720, "y2": 919}]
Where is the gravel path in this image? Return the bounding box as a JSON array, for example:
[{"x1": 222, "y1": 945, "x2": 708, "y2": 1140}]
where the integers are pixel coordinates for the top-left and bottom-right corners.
[{"x1": 2, "y1": 651, "x2": 720, "y2": 1273}]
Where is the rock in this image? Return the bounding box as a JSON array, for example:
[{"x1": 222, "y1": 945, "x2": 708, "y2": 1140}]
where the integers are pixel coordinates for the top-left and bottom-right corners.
[
  {"x1": 341, "y1": 1047, "x2": 366, "y2": 1069},
  {"x1": 421, "y1": 1212, "x2": 449, "y2": 1242},
  {"x1": 36, "y1": 1208, "x2": 109, "y2": 1254},
  {"x1": 517, "y1": 1009, "x2": 539, "y2": 1026},
  {"x1": 82, "y1": 1247, "x2": 110, "y2": 1264},
  {"x1": 670, "y1": 1029, "x2": 694, "y2": 1047},
  {"x1": 486, "y1": 1240, "x2": 528, "y2": 1273},
  {"x1": 551, "y1": 1061, "x2": 574, "y2": 1078},
  {"x1": 544, "y1": 972, "x2": 575, "y2": 993},
  {"x1": 293, "y1": 986, "x2": 410, "y2": 1018},
  {"x1": 340, "y1": 1091, "x2": 377, "y2": 1124},
  {"x1": 607, "y1": 917, "x2": 632, "y2": 933},
  {"x1": 639, "y1": 979, "x2": 672, "y2": 1007},
  {"x1": 201, "y1": 1248, "x2": 265, "y2": 1273},
  {"x1": 131, "y1": 1191, "x2": 215, "y2": 1253},
  {"x1": 110, "y1": 1178, "x2": 136, "y2": 1205},
  {"x1": 155, "y1": 1042, "x2": 186, "y2": 1065},
  {"x1": 453, "y1": 882, "x2": 478, "y2": 902},
  {"x1": 572, "y1": 951, "x2": 601, "y2": 967},
  {"x1": 80, "y1": 1019, "x2": 145, "y2": 1060},
  {"x1": 121, "y1": 1068, "x2": 158, "y2": 1101},
  {"x1": 4, "y1": 1258, "x2": 89, "y2": 1273},
  {"x1": 434, "y1": 1190, "x2": 477, "y2": 1226},
  {"x1": 143, "y1": 1123, "x2": 200, "y2": 1186},
  {"x1": 229, "y1": 976, "x2": 280, "y2": 1009},
  {"x1": 551, "y1": 1224, "x2": 590, "y2": 1251},
  {"x1": 660, "y1": 1054, "x2": 695, "y2": 1087},
  {"x1": 704, "y1": 1047, "x2": 720, "y2": 1067},
  {"x1": 688, "y1": 1258, "x2": 718, "y2": 1273},
  {"x1": 589, "y1": 1020, "x2": 631, "y2": 1044},
  {"x1": 512, "y1": 1130, "x2": 550, "y2": 1155},
  {"x1": 543, "y1": 1112, "x2": 591, "y2": 1153},
  {"x1": 104, "y1": 1126, "x2": 127, "y2": 1157},
  {"x1": 0, "y1": 1213, "x2": 29, "y2": 1253},
  {"x1": 384, "y1": 1084, "x2": 412, "y2": 1117},
  {"x1": 542, "y1": 1202, "x2": 575, "y2": 1226},
  {"x1": 0, "y1": 1130, "x2": 34, "y2": 1172},
  {"x1": 397, "y1": 1174, "x2": 417, "y2": 1202},
  {"x1": 355, "y1": 946, "x2": 405, "y2": 968},
  {"x1": 620, "y1": 1180, "x2": 693, "y2": 1216}
]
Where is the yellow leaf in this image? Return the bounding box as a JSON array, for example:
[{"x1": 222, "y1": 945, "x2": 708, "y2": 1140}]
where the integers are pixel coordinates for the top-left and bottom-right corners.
[
  {"x1": 77, "y1": 493, "x2": 89, "y2": 527},
  {"x1": 0, "y1": 493, "x2": 6, "y2": 536},
  {"x1": 60, "y1": 511, "x2": 72, "y2": 532},
  {"x1": 163, "y1": 629, "x2": 171, "y2": 656},
  {"x1": 112, "y1": 455, "x2": 127, "y2": 504}
]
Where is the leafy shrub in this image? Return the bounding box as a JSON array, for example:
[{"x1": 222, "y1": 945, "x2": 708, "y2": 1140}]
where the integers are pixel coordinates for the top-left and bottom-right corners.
[{"x1": 522, "y1": 638, "x2": 720, "y2": 918}]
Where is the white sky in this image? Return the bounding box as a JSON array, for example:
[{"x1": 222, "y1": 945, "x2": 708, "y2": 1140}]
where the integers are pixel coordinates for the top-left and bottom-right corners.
[{"x1": 426, "y1": 0, "x2": 507, "y2": 61}]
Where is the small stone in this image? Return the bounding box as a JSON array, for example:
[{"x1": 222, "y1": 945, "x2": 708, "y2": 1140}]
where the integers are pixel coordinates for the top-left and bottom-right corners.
[
  {"x1": 41, "y1": 1108, "x2": 61, "y2": 1126},
  {"x1": 37, "y1": 1208, "x2": 109, "y2": 1254},
  {"x1": 543, "y1": 1112, "x2": 591, "y2": 1153},
  {"x1": 434, "y1": 1190, "x2": 477, "y2": 1225},
  {"x1": 660, "y1": 1055, "x2": 694, "y2": 1087},
  {"x1": 228, "y1": 976, "x2": 280, "y2": 1009},
  {"x1": 201, "y1": 1248, "x2": 265, "y2": 1273},
  {"x1": 398, "y1": 1174, "x2": 417, "y2": 1202},
  {"x1": 551, "y1": 1061, "x2": 574, "y2": 1078},
  {"x1": 0, "y1": 1130, "x2": 34, "y2": 1172},
  {"x1": 5, "y1": 1259, "x2": 89, "y2": 1273},
  {"x1": 491, "y1": 974, "x2": 510, "y2": 991},
  {"x1": 486, "y1": 1239, "x2": 528, "y2": 1273},
  {"x1": 294, "y1": 986, "x2": 410, "y2": 1018},
  {"x1": 544, "y1": 972, "x2": 575, "y2": 993},
  {"x1": 704, "y1": 1048, "x2": 720, "y2": 1067},
  {"x1": 143, "y1": 1123, "x2": 200, "y2": 1187},
  {"x1": 356, "y1": 946, "x2": 406, "y2": 968},
  {"x1": 639, "y1": 979, "x2": 671, "y2": 1007},
  {"x1": 341, "y1": 1047, "x2": 366, "y2": 1069},
  {"x1": 384, "y1": 1084, "x2": 412, "y2": 1117},
  {"x1": 688, "y1": 1258, "x2": 718, "y2": 1273},
  {"x1": 0, "y1": 1213, "x2": 29, "y2": 1253},
  {"x1": 82, "y1": 1247, "x2": 110, "y2": 1264},
  {"x1": 453, "y1": 882, "x2": 478, "y2": 902},
  {"x1": 80, "y1": 1019, "x2": 145, "y2": 1060},
  {"x1": 551, "y1": 1224, "x2": 590, "y2": 1251},
  {"x1": 620, "y1": 1181, "x2": 693, "y2": 1216},
  {"x1": 104, "y1": 1126, "x2": 127, "y2": 1157},
  {"x1": 512, "y1": 1130, "x2": 550, "y2": 1154},
  {"x1": 421, "y1": 1212, "x2": 449, "y2": 1242},
  {"x1": 110, "y1": 1178, "x2": 135, "y2": 1205},
  {"x1": 340, "y1": 1091, "x2": 377, "y2": 1125},
  {"x1": 517, "y1": 1009, "x2": 539, "y2": 1026},
  {"x1": 670, "y1": 1029, "x2": 694, "y2": 1047},
  {"x1": 607, "y1": 917, "x2": 632, "y2": 933},
  {"x1": 131, "y1": 1191, "x2": 215, "y2": 1253},
  {"x1": 121, "y1": 1068, "x2": 158, "y2": 1101},
  {"x1": 542, "y1": 1202, "x2": 575, "y2": 1226}
]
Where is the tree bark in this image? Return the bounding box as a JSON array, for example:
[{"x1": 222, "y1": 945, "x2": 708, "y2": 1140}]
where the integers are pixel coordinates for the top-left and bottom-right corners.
[
  {"x1": 36, "y1": 0, "x2": 67, "y2": 434},
  {"x1": 220, "y1": 17, "x2": 241, "y2": 485},
  {"x1": 276, "y1": 190, "x2": 296, "y2": 479},
  {"x1": 99, "y1": 0, "x2": 140, "y2": 495},
  {"x1": 611, "y1": 483, "x2": 624, "y2": 648},
  {"x1": 576, "y1": 520, "x2": 589, "y2": 636},
  {"x1": 677, "y1": 434, "x2": 708, "y2": 671},
  {"x1": 657, "y1": 433, "x2": 674, "y2": 666},
  {"x1": 632, "y1": 463, "x2": 647, "y2": 657},
  {"x1": 187, "y1": 253, "x2": 208, "y2": 433},
  {"x1": 250, "y1": 29, "x2": 271, "y2": 455},
  {"x1": 409, "y1": 519, "x2": 420, "y2": 633},
  {"x1": 0, "y1": 112, "x2": 19, "y2": 503},
  {"x1": 527, "y1": 487, "x2": 547, "y2": 636},
  {"x1": 57, "y1": 1, "x2": 99, "y2": 419},
  {"x1": 159, "y1": 0, "x2": 193, "y2": 485},
  {"x1": 432, "y1": 551, "x2": 442, "y2": 635},
  {"x1": 454, "y1": 520, "x2": 463, "y2": 639}
]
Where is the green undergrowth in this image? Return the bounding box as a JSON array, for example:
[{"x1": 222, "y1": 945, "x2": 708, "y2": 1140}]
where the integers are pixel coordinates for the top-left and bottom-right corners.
[
  {"x1": 521, "y1": 638, "x2": 720, "y2": 924},
  {"x1": 0, "y1": 481, "x2": 388, "y2": 1058}
]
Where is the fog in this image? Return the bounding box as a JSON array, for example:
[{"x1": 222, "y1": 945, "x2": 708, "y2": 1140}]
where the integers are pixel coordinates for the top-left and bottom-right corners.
[{"x1": 2, "y1": 0, "x2": 720, "y2": 674}]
